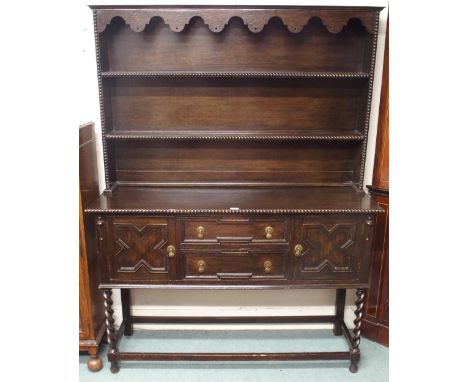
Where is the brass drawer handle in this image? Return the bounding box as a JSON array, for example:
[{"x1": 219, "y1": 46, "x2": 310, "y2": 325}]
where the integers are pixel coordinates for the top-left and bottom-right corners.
[
  {"x1": 197, "y1": 260, "x2": 206, "y2": 274},
  {"x1": 294, "y1": 244, "x2": 303, "y2": 258},
  {"x1": 197, "y1": 226, "x2": 205, "y2": 239},
  {"x1": 167, "y1": 245, "x2": 176, "y2": 258},
  {"x1": 265, "y1": 226, "x2": 273, "y2": 239},
  {"x1": 263, "y1": 260, "x2": 272, "y2": 274}
]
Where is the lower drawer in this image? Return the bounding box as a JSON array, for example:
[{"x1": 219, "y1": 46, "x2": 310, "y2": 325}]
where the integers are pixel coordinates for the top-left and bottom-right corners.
[{"x1": 181, "y1": 248, "x2": 288, "y2": 280}]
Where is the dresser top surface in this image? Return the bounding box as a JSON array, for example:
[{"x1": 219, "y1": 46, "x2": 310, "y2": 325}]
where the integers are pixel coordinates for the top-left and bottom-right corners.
[
  {"x1": 89, "y1": 5, "x2": 383, "y2": 10},
  {"x1": 85, "y1": 185, "x2": 382, "y2": 214}
]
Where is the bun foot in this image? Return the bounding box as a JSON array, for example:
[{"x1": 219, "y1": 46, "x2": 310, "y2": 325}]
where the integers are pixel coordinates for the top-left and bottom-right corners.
[
  {"x1": 87, "y1": 356, "x2": 103, "y2": 372},
  {"x1": 349, "y1": 363, "x2": 358, "y2": 373}
]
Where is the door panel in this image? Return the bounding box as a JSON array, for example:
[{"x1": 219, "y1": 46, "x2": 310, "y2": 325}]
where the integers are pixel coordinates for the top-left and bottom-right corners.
[
  {"x1": 105, "y1": 216, "x2": 176, "y2": 281},
  {"x1": 292, "y1": 216, "x2": 372, "y2": 283}
]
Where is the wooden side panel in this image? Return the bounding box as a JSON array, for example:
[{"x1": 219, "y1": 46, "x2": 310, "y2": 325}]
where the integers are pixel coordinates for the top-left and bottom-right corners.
[
  {"x1": 362, "y1": 20, "x2": 389, "y2": 346},
  {"x1": 79, "y1": 124, "x2": 100, "y2": 207},
  {"x1": 378, "y1": 240, "x2": 389, "y2": 329},
  {"x1": 102, "y1": 17, "x2": 370, "y2": 72},
  {"x1": 362, "y1": 193, "x2": 389, "y2": 346},
  {"x1": 79, "y1": 122, "x2": 106, "y2": 354},
  {"x1": 79, "y1": 194, "x2": 92, "y2": 341},
  {"x1": 371, "y1": 21, "x2": 389, "y2": 191}
]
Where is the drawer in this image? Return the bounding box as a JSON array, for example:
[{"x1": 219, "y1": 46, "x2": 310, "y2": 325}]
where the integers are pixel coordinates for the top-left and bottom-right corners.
[
  {"x1": 181, "y1": 217, "x2": 289, "y2": 243},
  {"x1": 181, "y1": 247, "x2": 289, "y2": 280}
]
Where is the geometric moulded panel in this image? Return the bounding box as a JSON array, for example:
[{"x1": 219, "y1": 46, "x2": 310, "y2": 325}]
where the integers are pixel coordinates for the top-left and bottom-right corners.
[
  {"x1": 297, "y1": 222, "x2": 358, "y2": 279},
  {"x1": 302, "y1": 223, "x2": 355, "y2": 272},
  {"x1": 111, "y1": 223, "x2": 169, "y2": 274}
]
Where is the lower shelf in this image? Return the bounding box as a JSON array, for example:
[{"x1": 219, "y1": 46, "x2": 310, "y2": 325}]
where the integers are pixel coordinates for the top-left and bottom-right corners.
[
  {"x1": 113, "y1": 351, "x2": 350, "y2": 361},
  {"x1": 107, "y1": 318, "x2": 359, "y2": 373},
  {"x1": 130, "y1": 315, "x2": 337, "y2": 324}
]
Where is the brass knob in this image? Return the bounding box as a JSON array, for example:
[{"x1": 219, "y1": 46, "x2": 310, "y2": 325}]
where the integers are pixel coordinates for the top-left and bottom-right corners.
[
  {"x1": 196, "y1": 226, "x2": 205, "y2": 239},
  {"x1": 265, "y1": 226, "x2": 273, "y2": 240},
  {"x1": 294, "y1": 244, "x2": 303, "y2": 258},
  {"x1": 264, "y1": 260, "x2": 272, "y2": 273},
  {"x1": 197, "y1": 260, "x2": 206, "y2": 274},
  {"x1": 167, "y1": 245, "x2": 176, "y2": 258}
]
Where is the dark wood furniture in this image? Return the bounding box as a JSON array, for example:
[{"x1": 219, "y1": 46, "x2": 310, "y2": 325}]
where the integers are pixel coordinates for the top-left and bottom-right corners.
[
  {"x1": 79, "y1": 122, "x2": 106, "y2": 371},
  {"x1": 85, "y1": 5, "x2": 384, "y2": 373},
  {"x1": 363, "y1": 19, "x2": 389, "y2": 346}
]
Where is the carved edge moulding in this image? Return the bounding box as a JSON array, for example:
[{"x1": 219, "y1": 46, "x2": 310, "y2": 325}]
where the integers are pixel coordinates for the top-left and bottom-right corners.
[
  {"x1": 100, "y1": 71, "x2": 370, "y2": 78},
  {"x1": 92, "y1": 8, "x2": 379, "y2": 35},
  {"x1": 85, "y1": 208, "x2": 384, "y2": 214},
  {"x1": 104, "y1": 133, "x2": 365, "y2": 141}
]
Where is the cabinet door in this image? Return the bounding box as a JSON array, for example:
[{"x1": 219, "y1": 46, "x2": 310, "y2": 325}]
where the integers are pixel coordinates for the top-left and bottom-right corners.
[
  {"x1": 292, "y1": 216, "x2": 372, "y2": 283},
  {"x1": 104, "y1": 216, "x2": 176, "y2": 282}
]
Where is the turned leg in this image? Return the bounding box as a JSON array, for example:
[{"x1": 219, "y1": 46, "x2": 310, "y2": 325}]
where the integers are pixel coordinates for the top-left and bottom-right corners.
[
  {"x1": 333, "y1": 288, "x2": 346, "y2": 336},
  {"x1": 104, "y1": 289, "x2": 120, "y2": 374},
  {"x1": 349, "y1": 288, "x2": 365, "y2": 373},
  {"x1": 121, "y1": 289, "x2": 133, "y2": 336}
]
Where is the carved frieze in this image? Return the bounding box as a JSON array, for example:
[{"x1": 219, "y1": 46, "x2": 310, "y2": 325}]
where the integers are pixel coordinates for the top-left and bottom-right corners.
[{"x1": 95, "y1": 8, "x2": 377, "y2": 35}]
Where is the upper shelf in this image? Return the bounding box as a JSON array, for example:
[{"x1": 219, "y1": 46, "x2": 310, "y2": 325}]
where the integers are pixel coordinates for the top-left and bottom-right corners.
[
  {"x1": 100, "y1": 71, "x2": 370, "y2": 79},
  {"x1": 105, "y1": 130, "x2": 365, "y2": 141}
]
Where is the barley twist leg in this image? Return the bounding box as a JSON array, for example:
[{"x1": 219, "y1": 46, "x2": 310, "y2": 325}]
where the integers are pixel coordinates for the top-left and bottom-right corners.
[
  {"x1": 349, "y1": 288, "x2": 365, "y2": 373},
  {"x1": 104, "y1": 289, "x2": 119, "y2": 374}
]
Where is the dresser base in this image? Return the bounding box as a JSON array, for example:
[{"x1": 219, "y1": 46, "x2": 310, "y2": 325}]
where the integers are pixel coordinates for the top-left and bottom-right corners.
[{"x1": 103, "y1": 288, "x2": 365, "y2": 374}]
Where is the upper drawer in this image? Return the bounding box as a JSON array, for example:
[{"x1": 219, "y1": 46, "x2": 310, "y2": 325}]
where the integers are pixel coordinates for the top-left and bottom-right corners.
[{"x1": 180, "y1": 217, "x2": 289, "y2": 244}]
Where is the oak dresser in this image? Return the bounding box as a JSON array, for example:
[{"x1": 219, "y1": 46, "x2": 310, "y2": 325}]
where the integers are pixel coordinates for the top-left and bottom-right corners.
[{"x1": 85, "y1": 4, "x2": 384, "y2": 373}]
